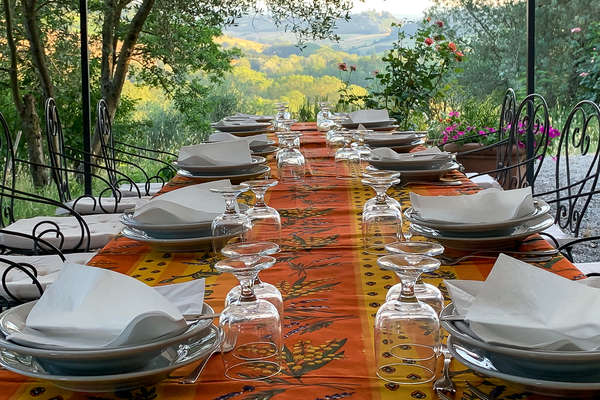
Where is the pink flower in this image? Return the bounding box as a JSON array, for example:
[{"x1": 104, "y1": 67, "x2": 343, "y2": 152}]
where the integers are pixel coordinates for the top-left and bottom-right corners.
[
  {"x1": 448, "y1": 111, "x2": 460, "y2": 118},
  {"x1": 448, "y1": 42, "x2": 457, "y2": 52},
  {"x1": 425, "y1": 37, "x2": 434, "y2": 46},
  {"x1": 571, "y1": 27, "x2": 582, "y2": 33},
  {"x1": 457, "y1": 131, "x2": 465, "y2": 136},
  {"x1": 580, "y1": 72, "x2": 589, "y2": 77}
]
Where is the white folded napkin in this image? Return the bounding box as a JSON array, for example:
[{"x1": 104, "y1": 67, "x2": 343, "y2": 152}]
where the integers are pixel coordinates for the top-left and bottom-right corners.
[
  {"x1": 57, "y1": 196, "x2": 150, "y2": 216},
  {"x1": 133, "y1": 179, "x2": 231, "y2": 225},
  {"x1": 118, "y1": 182, "x2": 164, "y2": 198},
  {"x1": 209, "y1": 132, "x2": 270, "y2": 147},
  {"x1": 410, "y1": 187, "x2": 535, "y2": 224},
  {"x1": 445, "y1": 254, "x2": 600, "y2": 351},
  {"x1": 371, "y1": 147, "x2": 450, "y2": 161},
  {"x1": 366, "y1": 133, "x2": 418, "y2": 142},
  {"x1": 213, "y1": 120, "x2": 268, "y2": 129},
  {"x1": 178, "y1": 140, "x2": 251, "y2": 166},
  {"x1": 0, "y1": 214, "x2": 123, "y2": 250},
  {"x1": 349, "y1": 109, "x2": 390, "y2": 123},
  {"x1": 7, "y1": 263, "x2": 205, "y2": 349},
  {"x1": 0, "y1": 252, "x2": 95, "y2": 300}
]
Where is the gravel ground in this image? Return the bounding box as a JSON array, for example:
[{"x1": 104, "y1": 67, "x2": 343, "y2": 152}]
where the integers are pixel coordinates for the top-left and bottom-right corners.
[{"x1": 535, "y1": 154, "x2": 600, "y2": 263}]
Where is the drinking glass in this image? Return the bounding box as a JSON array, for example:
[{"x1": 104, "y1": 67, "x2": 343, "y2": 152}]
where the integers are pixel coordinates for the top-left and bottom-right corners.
[
  {"x1": 362, "y1": 177, "x2": 403, "y2": 254},
  {"x1": 352, "y1": 128, "x2": 373, "y2": 158},
  {"x1": 374, "y1": 254, "x2": 441, "y2": 385},
  {"x1": 317, "y1": 102, "x2": 333, "y2": 132},
  {"x1": 216, "y1": 255, "x2": 282, "y2": 380},
  {"x1": 243, "y1": 179, "x2": 281, "y2": 243},
  {"x1": 362, "y1": 170, "x2": 402, "y2": 212},
  {"x1": 277, "y1": 132, "x2": 305, "y2": 181},
  {"x1": 326, "y1": 114, "x2": 347, "y2": 145},
  {"x1": 335, "y1": 131, "x2": 361, "y2": 179},
  {"x1": 384, "y1": 241, "x2": 445, "y2": 314},
  {"x1": 210, "y1": 185, "x2": 252, "y2": 252},
  {"x1": 221, "y1": 241, "x2": 283, "y2": 317}
]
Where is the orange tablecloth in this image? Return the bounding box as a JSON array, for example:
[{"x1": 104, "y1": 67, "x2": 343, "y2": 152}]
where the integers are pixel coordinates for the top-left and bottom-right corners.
[{"x1": 0, "y1": 123, "x2": 585, "y2": 400}]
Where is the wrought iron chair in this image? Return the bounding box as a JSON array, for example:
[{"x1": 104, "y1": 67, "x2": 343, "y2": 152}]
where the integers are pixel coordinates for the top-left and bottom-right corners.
[
  {"x1": 533, "y1": 100, "x2": 600, "y2": 265},
  {"x1": 432, "y1": 89, "x2": 518, "y2": 189},
  {"x1": 44, "y1": 98, "x2": 145, "y2": 213},
  {"x1": 465, "y1": 93, "x2": 551, "y2": 191},
  {"x1": 0, "y1": 110, "x2": 95, "y2": 254},
  {"x1": 96, "y1": 99, "x2": 176, "y2": 197}
]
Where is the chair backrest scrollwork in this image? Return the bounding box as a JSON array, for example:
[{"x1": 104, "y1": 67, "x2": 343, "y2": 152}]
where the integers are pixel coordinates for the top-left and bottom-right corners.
[
  {"x1": 44, "y1": 98, "x2": 71, "y2": 202},
  {"x1": 0, "y1": 112, "x2": 16, "y2": 227}
]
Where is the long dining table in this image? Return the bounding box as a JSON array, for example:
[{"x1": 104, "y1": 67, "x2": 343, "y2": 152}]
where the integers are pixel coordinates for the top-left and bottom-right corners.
[{"x1": 0, "y1": 123, "x2": 585, "y2": 400}]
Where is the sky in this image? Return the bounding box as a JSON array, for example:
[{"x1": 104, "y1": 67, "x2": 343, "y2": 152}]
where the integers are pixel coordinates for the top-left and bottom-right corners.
[{"x1": 352, "y1": 0, "x2": 433, "y2": 17}]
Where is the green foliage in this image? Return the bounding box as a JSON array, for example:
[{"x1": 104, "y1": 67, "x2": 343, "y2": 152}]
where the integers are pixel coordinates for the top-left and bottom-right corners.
[
  {"x1": 575, "y1": 22, "x2": 600, "y2": 103},
  {"x1": 340, "y1": 19, "x2": 464, "y2": 129}
]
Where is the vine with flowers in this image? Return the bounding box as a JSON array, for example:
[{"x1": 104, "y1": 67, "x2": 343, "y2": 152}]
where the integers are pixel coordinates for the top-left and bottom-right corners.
[{"x1": 338, "y1": 18, "x2": 465, "y2": 129}]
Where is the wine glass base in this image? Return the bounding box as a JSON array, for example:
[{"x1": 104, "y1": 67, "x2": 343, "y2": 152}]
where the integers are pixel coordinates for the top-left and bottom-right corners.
[
  {"x1": 376, "y1": 363, "x2": 435, "y2": 385},
  {"x1": 224, "y1": 360, "x2": 282, "y2": 381}
]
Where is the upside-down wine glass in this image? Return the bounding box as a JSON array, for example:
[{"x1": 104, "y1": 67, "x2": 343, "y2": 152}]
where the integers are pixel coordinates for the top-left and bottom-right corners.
[
  {"x1": 326, "y1": 114, "x2": 347, "y2": 146},
  {"x1": 352, "y1": 127, "x2": 373, "y2": 158},
  {"x1": 317, "y1": 102, "x2": 334, "y2": 132},
  {"x1": 210, "y1": 184, "x2": 252, "y2": 252},
  {"x1": 384, "y1": 241, "x2": 445, "y2": 315},
  {"x1": 362, "y1": 170, "x2": 402, "y2": 212},
  {"x1": 221, "y1": 241, "x2": 283, "y2": 317},
  {"x1": 335, "y1": 131, "x2": 361, "y2": 180},
  {"x1": 216, "y1": 255, "x2": 282, "y2": 380},
  {"x1": 362, "y1": 176, "x2": 403, "y2": 254},
  {"x1": 277, "y1": 132, "x2": 305, "y2": 182},
  {"x1": 374, "y1": 254, "x2": 441, "y2": 385},
  {"x1": 243, "y1": 179, "x2": 282, "y2": 243}
]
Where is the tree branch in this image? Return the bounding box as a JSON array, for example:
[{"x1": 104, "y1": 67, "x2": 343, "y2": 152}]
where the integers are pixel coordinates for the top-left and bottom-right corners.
[
  {"x1": 3, "y1": 0, "x2": 24, "y2": 112},
  {"x1": 109, "y1": 0, "x2": 155, "y2": 108},
  {"x1": 21, "y1": 0, "x2": 54, "y2": 99}
]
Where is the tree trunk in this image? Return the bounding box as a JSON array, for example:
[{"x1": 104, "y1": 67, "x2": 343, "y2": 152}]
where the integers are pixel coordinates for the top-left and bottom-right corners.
[{"x1": 21, "y1": 94, "x2": 49, "y2": 187}]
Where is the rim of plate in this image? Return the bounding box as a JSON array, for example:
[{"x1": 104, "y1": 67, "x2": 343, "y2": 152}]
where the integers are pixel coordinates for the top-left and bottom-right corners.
[{"x1": 176, "y1": 164, "x2": 270, "y2": 179}]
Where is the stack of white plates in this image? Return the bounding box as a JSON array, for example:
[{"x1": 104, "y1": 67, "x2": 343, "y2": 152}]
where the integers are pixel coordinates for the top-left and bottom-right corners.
[
  {"x1": 120, "y1": 208, "x2": 246, "y2": 251},
  {"x1": 211, "y1": 121, "x2": 273, "y2": 136},
  {"x1": 368, "y1": 156, "x2": 462, "y2": 182},
  {"x1": 366, "y1": 132, "x2": 427, "y2": 152},
  {"x1": 341, "y1": 118, "x2": 398, "y2": 131},
  {"x1": 405, "y1": 199, "x2": 554, "y2": 249},
  {"x1": 0, "y1": 301, "x2": 221, "y2": 392},
  {"x1": 174, "y1": 155, "x2": 270, "y2": 183},
  {"x1": 441, "y1": 303, "x2": 600, "y2": 395}
]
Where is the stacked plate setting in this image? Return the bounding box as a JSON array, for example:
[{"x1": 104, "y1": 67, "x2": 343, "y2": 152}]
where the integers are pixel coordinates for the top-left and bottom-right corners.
[
  {"x1": 367, "y1": 148, "x2": 462, "y2": 182},
  {"x1": 211, "y1": 120, "x2": 274, "y2": 137},
  {"x1": 365, "y1": 131, "x2": 427, "y2": 153},
  {"x1": 0, "y1": 284, "x2": 221, "y2": 392},
  {"x1": 405, "y1": 199, "x2": 553, "y2": 250},
  {"x1": 441, "y1": 303, "x2": 600, "y2": 394},
  {"x1": 175, "y1": 155, "x2": 270, "y2": 182}
]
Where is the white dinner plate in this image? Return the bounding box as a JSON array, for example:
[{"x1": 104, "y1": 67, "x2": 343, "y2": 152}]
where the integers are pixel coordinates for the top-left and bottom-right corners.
[
  {"x1": 211, "y1": 122, "x2": 271, "y2": 132},
  {"x1": 410, "y1": 213, "x2": 555, "y2": 250},
  {"x1": 173, "y1": 155, "x2": 265, "y2": 174},
  {"x1": 448, "y1": 335, "x2": 600, "y2": 395},
  {"x1": 0, "y1": 301, "x2": 215, "y2": 375},
  {"x1": 122, "y1": 226, "x2": 242, "y2": 252},
  {"x1": 0, "y1": 325, "x2": 221, "y2": 392},
  {"x1": 404, "y1": 199, "x2": 551, "y2": 233},
  {"x1": 176, "y1": 164, "x2": 270, "y2": 181}
]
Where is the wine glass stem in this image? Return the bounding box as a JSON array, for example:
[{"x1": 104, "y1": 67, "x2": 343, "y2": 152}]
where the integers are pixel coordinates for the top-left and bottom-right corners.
[
  {"x1": 254, "y1": 189, "x2": 267, "y2": 208},
  {"x1": 398, "y1": 278, "x2": 418, "y2": 303},
  {"x1": 223, "y1": 194, "x2": 238, "y2": 214},
  {"x1": 239, "y1": 277, "x2": 257, "y2": 302}
]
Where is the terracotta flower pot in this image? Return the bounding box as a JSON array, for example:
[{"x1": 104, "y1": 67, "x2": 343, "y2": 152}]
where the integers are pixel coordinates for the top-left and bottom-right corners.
[{"x1": 443, "y1": 142, "x2": 527, "y2": 189}]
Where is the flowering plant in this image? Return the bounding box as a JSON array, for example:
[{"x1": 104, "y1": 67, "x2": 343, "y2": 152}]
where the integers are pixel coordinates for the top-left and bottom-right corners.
[{"x1": 339, "y1": 18, "x2": 465, "y2": 129}]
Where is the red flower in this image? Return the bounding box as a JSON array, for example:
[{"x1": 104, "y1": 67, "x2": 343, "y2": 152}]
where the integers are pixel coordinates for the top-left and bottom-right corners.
[
  {"x1": 425, "y1": 37, "x2": 434, "y2": 46},
  {"x1": 338, "y1": 62, "x2": 347, "y2": 71},
  {"x1": 350, "y1": 65, "x2": 357, "y2": 72},
  {"x1": 426, "y1": 16, "x2": 431, "y2": 22},
  {"x1": 448, "y1": 42, "x2": 457, "y2": 52},
  {"x1": 455, "y1": 50, "x2": 464, "y2": 57},
  {"x1": 436, "y1": 20, "x2": 444, "y2": 28}
]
